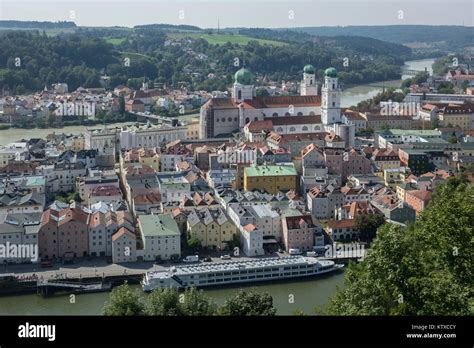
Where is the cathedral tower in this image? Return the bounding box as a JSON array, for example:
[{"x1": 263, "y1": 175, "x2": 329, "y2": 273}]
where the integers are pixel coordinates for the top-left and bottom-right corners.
[
  {"x1": 321, "y1": 67, "x2": 341, "y2": 125},
  {"x1": 300, "y1": 64, "x2": 318, "y2": 96}
]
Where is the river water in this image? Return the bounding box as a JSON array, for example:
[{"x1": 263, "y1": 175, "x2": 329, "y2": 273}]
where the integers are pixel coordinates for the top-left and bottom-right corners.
[
  {"x1": 0, "y1": 273, "x2": 345, "y2": 315},
  {"x1": 0, "y1": 59, "x2": 434, "y2": 315}
]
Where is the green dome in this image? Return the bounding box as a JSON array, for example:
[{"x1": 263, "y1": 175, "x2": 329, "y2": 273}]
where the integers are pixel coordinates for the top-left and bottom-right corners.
[
  {"x1": 234, "y1": 68, "x2": 254, "y2": 85},
  {"x1": 325, "y1": 67, "x2": 338, "y2": 78},
  {"x1": 303, "y1": 64, "x2": 315, "y2": 74}
]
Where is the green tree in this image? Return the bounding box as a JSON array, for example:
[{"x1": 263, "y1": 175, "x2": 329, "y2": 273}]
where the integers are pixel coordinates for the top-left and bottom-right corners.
[
  {"x1": 256, "y1": 87, "x2": 270, "y2": 97},
  {"x1": 118, "y1": 94, "x2": 126, "y2": 117},
  {"x1": 354, "y1": 214, "x2": 386, "y2": 243},
  {"x1": 180, "y1": 287, "x2": 217, "y2": 316},
  {"x1": 146, "y1": 287, "x2": 217, "y2": 316},
  {"x1": 448, "y1": 132, "x2": 458, "y2": 144},
  {"x1": 327, "y1": 177, "x2": 473, "y2": 315},
  {"x1": 218, "y1": 290, "x2": 276, "y2": 316},
  {"x1": 147, "y1": 287, "x2": 183, "y2": 316},
  {"x1": 186, "y1": 237, "x2": 202, "y2": 252},
  {"x1": 103, "y1": 283, "x2": 146, "y2": 316}
]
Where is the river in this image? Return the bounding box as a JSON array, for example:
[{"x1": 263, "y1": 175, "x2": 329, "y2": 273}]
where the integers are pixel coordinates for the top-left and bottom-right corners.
[
  {"x1": 0, "y1": 59, "x2": 435, "y2": 315},
  {"x1": 0, "y1": 273, "x2": 345, "y2": 315}
]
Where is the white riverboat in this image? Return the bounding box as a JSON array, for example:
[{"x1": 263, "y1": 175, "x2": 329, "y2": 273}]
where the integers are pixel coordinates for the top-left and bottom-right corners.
[{"x1": 141, "y1": 256, "x2": 343, "y2": 291}]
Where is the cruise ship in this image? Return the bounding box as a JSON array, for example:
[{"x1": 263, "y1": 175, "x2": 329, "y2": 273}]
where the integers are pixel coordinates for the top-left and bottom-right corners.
[{"x1": 141, "y1": 256, "x2": 343, "y2": 291}]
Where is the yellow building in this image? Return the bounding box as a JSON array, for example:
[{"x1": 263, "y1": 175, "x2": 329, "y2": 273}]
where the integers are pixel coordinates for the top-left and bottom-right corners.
[
  {"x1": 71, "y1": 135, "x2": 85, "y2": 151},
  {"x1": 438, "y1": 104, "x2": 473, "y2": 131},
  {"x1": 383, "y1": 167, "x2": 407, "y2": 190},
  {"x1": 187, "y1": 208, "x2": 237, "y2": 249},
  {"x1": 244, "y1": 165, "x2": 297, "y2": 194},
  {"x1": 139, "y1": 151, "x2": 161, "y2": 172},
  {"x1": 186, "y1": 119, "x2": 200, "y2": 140}
]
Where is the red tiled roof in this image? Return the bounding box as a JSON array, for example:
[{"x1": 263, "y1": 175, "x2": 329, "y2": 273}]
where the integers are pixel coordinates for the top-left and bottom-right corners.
[
  {"x1": 245, "y1": 120, "x2": 274, "y2": 132},
  {"x1": 242, "y1": 95, "x2": 321, "y2": 109},
  {"x1": 407, "y1": 190, "x2": 432, "y2": 202},
  {"x1": 327, "y1": 219, "x2": 355, "y2": 229}
]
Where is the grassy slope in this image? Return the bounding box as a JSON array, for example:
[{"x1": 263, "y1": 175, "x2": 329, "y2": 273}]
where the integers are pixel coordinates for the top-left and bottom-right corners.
[{"x1": 168, "y1": 32, "x2": 287, "y2": 46}]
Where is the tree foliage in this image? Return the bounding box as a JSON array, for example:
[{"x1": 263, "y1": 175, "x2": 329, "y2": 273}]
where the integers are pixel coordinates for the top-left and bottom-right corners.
[
  {"x1": 103, "y1": 283, "x2": 146, "y2": 316},
  {"x1": 103, "y1": 284, "x2": 276, "y2": 316},
  {"x1": 327, "y1": 177, "x2": 473, "y2": 315},
  {"x1": 354, "y1": 213, "x2": 386, "y2": 243},
  {"x1": 218, "y1": 289, "x2": 277, "y2": 316}
]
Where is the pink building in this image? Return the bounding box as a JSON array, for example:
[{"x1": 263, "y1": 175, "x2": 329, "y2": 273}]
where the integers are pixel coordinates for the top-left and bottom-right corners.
[
  {"x1": 38, "y1": 202, "x2": 89, "y2": 260},
  {"x1": 324, "y1": 148, "x2": 372, "y2": 179},
  {"x1": 282, "y1": 214, "x2": 316, "y2": 252}
]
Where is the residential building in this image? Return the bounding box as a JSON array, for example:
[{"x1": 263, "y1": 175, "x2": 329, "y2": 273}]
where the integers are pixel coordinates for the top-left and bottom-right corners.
[
  {"x1": 138, "y1": 214, "x2": 181, "y2": 261},
  {"x1": 243, "y1": 165, "x2": 297, "y2": 194},
  {"x1": 38, "y1": 201, "x2": 89, "y2": 260}
]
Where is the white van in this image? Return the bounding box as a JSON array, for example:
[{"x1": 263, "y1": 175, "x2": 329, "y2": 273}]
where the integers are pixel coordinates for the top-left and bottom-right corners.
[
  {"x1": 289, "y1": 248, "x2": 302, "y2": 255},
  {"x1": 183, "y1": 255, "x2": 199, "y2": 263},
  {"x1": 306, "y1": 251, "x2": 317, "y2": 257}
]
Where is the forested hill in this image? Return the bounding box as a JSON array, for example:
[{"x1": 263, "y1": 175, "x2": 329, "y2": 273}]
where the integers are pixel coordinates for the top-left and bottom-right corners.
[
  {"x1": 0, "y1": 25, "x2": 412, "y2": 94},
  {"x1": 283, "y1": 25, "x2": 474, "y2": 50}
]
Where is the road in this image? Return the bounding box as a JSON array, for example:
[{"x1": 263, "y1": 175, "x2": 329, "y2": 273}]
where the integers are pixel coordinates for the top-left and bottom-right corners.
[{"x1": 2, "y1": 255, "x2": 267, "y2": 280}]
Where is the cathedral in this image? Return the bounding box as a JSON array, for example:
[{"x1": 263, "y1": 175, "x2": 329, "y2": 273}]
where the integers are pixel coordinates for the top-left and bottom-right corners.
[{"x1": 199, "y1": 65, "x2": 355, "y2": 147}]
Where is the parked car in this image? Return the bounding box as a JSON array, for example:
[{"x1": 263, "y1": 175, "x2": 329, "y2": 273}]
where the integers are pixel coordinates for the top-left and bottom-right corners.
[
  {"x1": 203, "y1": 256, "x2": 212, "y2": 262},
  {"x1": 220, "y1": 255, "x2": 231, "y2": 260},
  {"x1": 40, "y1": 261, "x2": 52, "y2": 268},
  {"x1": 289, "y1": 248, "x2": 302, "y2": 255},
  {"x1": 183, "y1": 255, "x2": 199, "y2": 263}
]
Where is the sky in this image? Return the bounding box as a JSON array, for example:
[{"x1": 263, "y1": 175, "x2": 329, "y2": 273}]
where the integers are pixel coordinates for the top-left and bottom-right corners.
[{"x1": 0, "y1": 0, "x2": 472, "y2": 28}]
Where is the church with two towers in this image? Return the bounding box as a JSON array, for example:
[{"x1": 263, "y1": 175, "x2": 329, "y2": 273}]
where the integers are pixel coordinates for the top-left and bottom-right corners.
[{"x1": 199, "y1": 65, "x2": 355, "y2": 148}]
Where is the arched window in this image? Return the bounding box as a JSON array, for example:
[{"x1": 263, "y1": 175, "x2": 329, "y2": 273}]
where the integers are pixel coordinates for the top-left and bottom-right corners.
[
  {"x1": 272, "y1": 113, "x2": 278, "y2": 117},
  {"x1": 332, "y1": 84, "x2": 335, "y2": 89},
  {"x1": 297, "y1": 112, "x2": 303, "y2": 116},
  {"x1": 245, "y1": 117, "x2": 250, "y2": 124},
  {"x1": 238, "y1": 90, "x2": 242, "y2": 100},
  {"x1": 285, "y1": 112, "x2": 291, "y2": 116},
  {"x1": 314, "y1": 126, "x2": 320, "y2": 131},
  {"x1": 310, "y1": 79, "x2": 313, "y2": 85},
  {"x1": 309, "y1": 111, "x2": 315, "y2": 115},
  {"x1": 254, "y1": 117, "x2": 258, "y2": 121},
  {"x1": 228, "y1": 117, "x2": 232, "y2": 122},
  {"x1": 289, "y1": 127, "x2": 296, "y2": 132},
  {"x1": 302, "y1": 126, "x2": 308, "y2": 131},
  {"x1": 221, "y1": 117, "x2": 226, "y2": 122},
  {"x1": 234, "y1": 117, "x2": 238, "y2": 122},
  {"x1": 277, "y1": 127, "x2": 283, "y2": 133}
]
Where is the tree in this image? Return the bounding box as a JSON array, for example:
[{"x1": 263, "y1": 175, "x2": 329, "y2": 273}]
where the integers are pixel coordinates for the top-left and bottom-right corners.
[
  {"x1": 186, "y1": 237, "x2": 201, "y2": 252},
  {"x1": 354, "y1": 214, "x2": 386, "y2": 243},
  {"x1": 218, "y1": 290, "x2": 276, "y2": 316},
  {"x1": 256, "y1": 87, "x2": 269, "y2": 97},
  {"x1": 448, "y1": 131, "x2": 458, "y2": 144},
  {"x1": 180, "y1": 287, "x2": 217, "y2": 316},
  {"x1": 147, "y1": 287, "x2": 183, "y2": 316},
  {"x1": 118, "y1": 95, "x2": 126, "y2": 118},
  {"x1": 327, "y1": 177, "x2": 473, "y2": 315},
  {"x1": 146, "y1": 287, "x2": 216, "y2": 316},
  {"x1": 103, "y1": 283, "x2": 146, "y2": 315}
]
